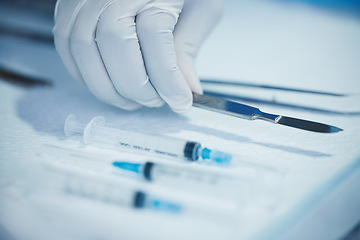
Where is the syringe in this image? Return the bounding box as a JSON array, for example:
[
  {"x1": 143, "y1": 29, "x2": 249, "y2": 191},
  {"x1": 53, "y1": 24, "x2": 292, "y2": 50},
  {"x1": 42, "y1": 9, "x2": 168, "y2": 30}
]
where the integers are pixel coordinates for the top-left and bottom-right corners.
[
  {"x1": 38, "y1": 144, "x2": 282, "y2": 205},
  {"x1": 40, "y1": 148, "x2": 240, "y2": 217},
  {"x1": 64, "y1": 172, "x2": 182, "y2": 213},
  {"x1": 38, "y1": 144, "x2": 237, "y2": 188},
  {"x1": 112, "y1": 161, "x2": 236, "y2": 187},
  {"x1": 64, "y1": 114, "x2": 232, "y2": 163}
]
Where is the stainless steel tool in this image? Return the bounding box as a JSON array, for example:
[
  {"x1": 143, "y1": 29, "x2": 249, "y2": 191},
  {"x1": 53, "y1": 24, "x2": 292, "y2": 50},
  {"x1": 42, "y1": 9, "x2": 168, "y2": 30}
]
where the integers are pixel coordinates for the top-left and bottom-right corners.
[{"x1": 192, "y1": 93, "x2": 342, "y2": 133}]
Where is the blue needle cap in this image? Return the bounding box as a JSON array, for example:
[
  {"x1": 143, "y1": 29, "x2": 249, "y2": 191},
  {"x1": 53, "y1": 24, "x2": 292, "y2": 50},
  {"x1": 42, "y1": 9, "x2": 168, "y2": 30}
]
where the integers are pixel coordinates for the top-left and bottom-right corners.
[
  {"x1": 113, "y1": 161, "x2": 142, "y2": 173},
  {"x1": 201, "y1": 148, "x2": 232, "y2": 163}
]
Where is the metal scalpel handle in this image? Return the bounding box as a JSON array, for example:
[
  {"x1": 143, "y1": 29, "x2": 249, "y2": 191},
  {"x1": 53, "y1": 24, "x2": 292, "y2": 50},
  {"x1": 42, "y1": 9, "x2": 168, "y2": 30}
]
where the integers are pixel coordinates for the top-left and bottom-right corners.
[{"x1": 192, "y1": 93, "x2": 343, "y2": 133}]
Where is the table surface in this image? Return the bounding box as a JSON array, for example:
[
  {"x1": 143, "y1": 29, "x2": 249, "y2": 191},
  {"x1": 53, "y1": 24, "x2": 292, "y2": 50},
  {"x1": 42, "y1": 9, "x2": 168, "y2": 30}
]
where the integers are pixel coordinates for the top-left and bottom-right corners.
[{"x1": 1, "y1": 1, "x2": 360, "y2": 240}]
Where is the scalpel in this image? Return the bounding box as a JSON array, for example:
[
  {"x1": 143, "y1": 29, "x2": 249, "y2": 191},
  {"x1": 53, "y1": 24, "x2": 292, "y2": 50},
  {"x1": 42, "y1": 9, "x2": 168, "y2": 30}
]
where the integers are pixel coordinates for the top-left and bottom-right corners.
[{"x1": 192, "y1": 93, "x2": 342, "y2": 133}]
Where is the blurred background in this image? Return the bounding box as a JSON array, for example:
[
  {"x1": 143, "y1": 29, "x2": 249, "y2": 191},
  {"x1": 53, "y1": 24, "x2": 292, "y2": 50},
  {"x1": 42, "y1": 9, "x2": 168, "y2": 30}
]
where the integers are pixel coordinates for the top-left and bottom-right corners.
[{"x1": 1, "y1": 0, "x2": 360, "y2": 239}]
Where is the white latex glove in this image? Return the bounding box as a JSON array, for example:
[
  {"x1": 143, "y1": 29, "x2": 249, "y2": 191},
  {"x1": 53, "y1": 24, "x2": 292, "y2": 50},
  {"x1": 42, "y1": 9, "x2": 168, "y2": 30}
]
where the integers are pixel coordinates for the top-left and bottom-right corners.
[{"x1": 53, "y1": 0, "x2": 222, "y2": 113}]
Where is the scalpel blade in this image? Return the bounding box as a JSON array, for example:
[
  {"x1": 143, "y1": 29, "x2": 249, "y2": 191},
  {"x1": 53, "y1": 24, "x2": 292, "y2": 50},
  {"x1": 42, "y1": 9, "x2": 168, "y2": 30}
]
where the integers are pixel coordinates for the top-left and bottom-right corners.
[{"x1": 192, "y1": 93, "x2": 342, "y2": 133}]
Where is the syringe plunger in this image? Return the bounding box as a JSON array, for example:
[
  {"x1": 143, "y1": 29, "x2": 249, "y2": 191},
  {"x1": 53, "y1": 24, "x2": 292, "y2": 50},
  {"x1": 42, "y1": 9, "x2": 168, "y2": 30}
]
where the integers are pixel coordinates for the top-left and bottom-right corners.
[
  {"x1": 64, "y1": 114, "x2": 232, "y2": 163},
  {"x1": 64, "y1": 114, "x2": 86, "y2": 137}
]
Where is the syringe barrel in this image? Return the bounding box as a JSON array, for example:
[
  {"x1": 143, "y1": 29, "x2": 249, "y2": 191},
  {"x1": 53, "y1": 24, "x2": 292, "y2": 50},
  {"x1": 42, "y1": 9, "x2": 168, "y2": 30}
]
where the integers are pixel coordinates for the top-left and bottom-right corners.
[
  {"x1": 143, "y1": 162, "x2": 232, "y2": 187},
  {"x1": 65, "y1": 175, "x2": 141, "y2": 207},
  {"x1": 85, "y1": 121, "x2": 201, "y2": 161}
]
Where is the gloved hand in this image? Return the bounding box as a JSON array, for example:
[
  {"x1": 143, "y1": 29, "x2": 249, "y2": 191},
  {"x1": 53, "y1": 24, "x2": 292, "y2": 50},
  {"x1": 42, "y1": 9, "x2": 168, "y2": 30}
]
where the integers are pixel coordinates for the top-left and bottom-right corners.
[{"x1": 53, "y1": 0, "x2": 222, "y2": 113}]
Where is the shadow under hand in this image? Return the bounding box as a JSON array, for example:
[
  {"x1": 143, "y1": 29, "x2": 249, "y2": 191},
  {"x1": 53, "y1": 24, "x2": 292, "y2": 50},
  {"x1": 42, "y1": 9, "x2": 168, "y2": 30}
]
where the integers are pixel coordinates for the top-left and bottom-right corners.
[
  {"x1": 16, "y1": 78, "x2": 190, "y2": 139},
  {"x1": 13, "y1": 47, "x2": 330, "y2": 158},
  {"x1": 16, "y1": 77, "x2": 330, "y2": 158}
]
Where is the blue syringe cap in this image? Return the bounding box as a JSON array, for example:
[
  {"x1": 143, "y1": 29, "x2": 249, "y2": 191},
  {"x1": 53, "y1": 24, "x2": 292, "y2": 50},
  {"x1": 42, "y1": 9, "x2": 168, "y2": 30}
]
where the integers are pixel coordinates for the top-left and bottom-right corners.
[
  {"x1": 201, "y1": 148, "x2": 232, "y2": 164},
  {"x1": 113, "y1": 161, "x2": 142, "y2": 173},
  {"x1": 149, "y1": 199, "x2": 182, "y2": 213}
]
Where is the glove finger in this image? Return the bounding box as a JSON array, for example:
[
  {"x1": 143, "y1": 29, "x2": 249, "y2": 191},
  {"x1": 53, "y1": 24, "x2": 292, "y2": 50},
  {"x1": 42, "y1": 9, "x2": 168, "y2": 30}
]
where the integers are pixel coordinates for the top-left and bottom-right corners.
[
  {"x1": 53, "y1": 0, "x2": 87, "y2": 84},
  {"x1": 69, "y1": 0, "x2": 141, "y2": 110},
  {"x1": 174, "y1": 0, "x2": 223, "y2": 94},
  {"x1": 136, "y1": 3, "x2": 193, "y2": 113},
  {"x1": 96, "y1": 1, "x2": 165, "y2": 108}
]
